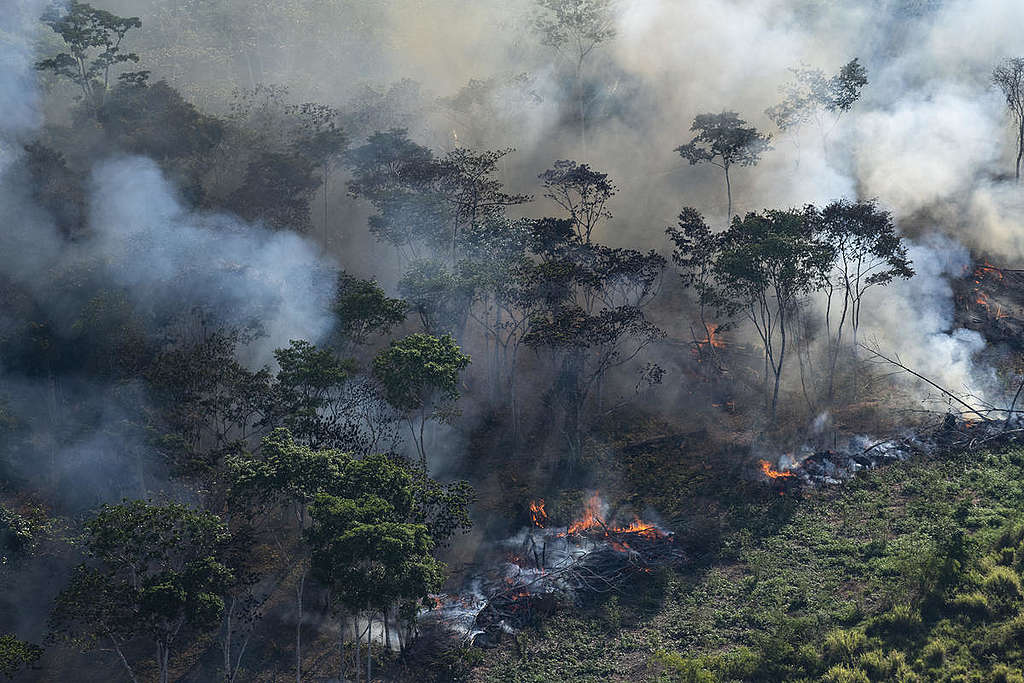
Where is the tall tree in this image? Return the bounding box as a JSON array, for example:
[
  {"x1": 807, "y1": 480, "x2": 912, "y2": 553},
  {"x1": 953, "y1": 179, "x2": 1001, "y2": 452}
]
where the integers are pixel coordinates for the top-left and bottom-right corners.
[
  {"x1": 36, "y1": 1, "x2": 146, "y2": 114},
  {"x1": 332, "y1": 272, "x2": 408, "y2": 348},
  {"x1": 539, "y1": 160, "x2": 617, "y2": 243},
  {"x1": 227, "y1": 429, "x2": 351, "y2": 683},
  {"x1": 666, "y1": 208, "x2": 725, "y2": 367},
  {"x1": 372, "y1": 334, "x2": 471, "y2": 468},
  {"x1": 675, "y1": 112, "x2": 772, "y2": 220},
  {"x1": 533, "y1": 0, "x2": 616, "y2": 155},
  {"x1": 50, "y1": 501, "x2": 233, "y2": 683},
  {"x1": 766, "y1": 58, "x2": 868, "y2": 140},
  {"x1": 305, "y1": 456, "x2": 446, "y2": 682},
  {"x1": 714, "y1": 209, "x2": 833, "y2": 424},
  {"x1": 813, "y1": 200, "x2": 913, "y2": 400},
  {"x1": 993, "y1": 57, "x2": 1024, "y2": 181}
]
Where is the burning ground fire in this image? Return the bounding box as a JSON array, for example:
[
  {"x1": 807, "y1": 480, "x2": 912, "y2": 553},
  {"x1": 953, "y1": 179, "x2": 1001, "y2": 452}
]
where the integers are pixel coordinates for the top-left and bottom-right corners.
[
  {"x1": 758, "y1": 459, "x2": 795, "y2": 480},
  {"x1": 420, "y1": 493, "x2": 682, "y2": 645}
]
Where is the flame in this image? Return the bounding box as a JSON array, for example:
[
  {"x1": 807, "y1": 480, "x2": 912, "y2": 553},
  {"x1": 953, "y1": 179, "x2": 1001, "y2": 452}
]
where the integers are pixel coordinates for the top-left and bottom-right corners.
[
  {"x1": 564, "y1": 493, "x2": 603, "y2": 535},
  {"x1": 759, "y1": 459, "x2": 795, "y2": 480},
  {"x1": 559, "y1": 492, "x2": 667, "y2": 540},
  {"x1": 529, "y1": 499, "x2": 547, "y2": 528}
]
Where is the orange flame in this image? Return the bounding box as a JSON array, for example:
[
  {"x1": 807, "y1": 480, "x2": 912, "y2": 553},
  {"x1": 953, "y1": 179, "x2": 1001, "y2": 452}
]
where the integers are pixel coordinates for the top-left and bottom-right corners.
[
  {"x1": 559, "y1": 492, "x2": 667, "y2": 540},
  {"x1": 705, "y1": 324, "x2": 727, "y2": 349},
  {"x1": 529, "y1": 499, "x2": 547, "y2": 528},
  {"x1": 759, "y1": 459, "x2": 795, "y2": 480}
]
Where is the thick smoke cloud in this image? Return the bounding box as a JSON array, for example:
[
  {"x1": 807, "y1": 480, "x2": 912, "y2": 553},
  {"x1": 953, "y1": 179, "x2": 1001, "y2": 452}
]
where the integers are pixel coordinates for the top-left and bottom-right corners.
[{"x1": 88, "y1": 157, "x2": 336, "y2": 360}]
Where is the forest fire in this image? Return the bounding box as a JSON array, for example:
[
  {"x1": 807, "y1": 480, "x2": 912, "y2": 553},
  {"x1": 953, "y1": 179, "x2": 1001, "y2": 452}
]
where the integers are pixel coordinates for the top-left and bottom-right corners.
[
  {"x1": 759, "y1": 459, "x2": 795, "y2": 479},
  {"x1": 559, "y1": 492, "x2": 668, "y2": 540},
  {"x1": 423, "y1": 493, "x2": 682, "y2": 644},
  {"x1": 705, "y1": 324, "x2": 727, "y2": 349},
  {"x1": 529, "y1": 499, "x2": 547, "y2": 528}
]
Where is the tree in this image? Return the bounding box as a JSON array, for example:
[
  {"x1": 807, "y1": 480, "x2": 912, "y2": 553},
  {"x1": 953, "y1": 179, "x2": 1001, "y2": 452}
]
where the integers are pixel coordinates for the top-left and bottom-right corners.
[
  {"x1": 533, "y1": 0, "x2": 617, "y2": 154},
  {"x1": 521, "y1": 217, "x2": 665, "y2": 458},
  {"x1": 398, "y1": 259, "x2": 475, "y2": 335},
  {"x1": 675, "y1": 112, "x2": 772, "y2": 220},
  {"x1": 227, "y1": 151, "x2": 321, "y2": 231},
  {"x1": 435, "y1": 147, "x2": 531, "y2": 264},
  {"x1": 813, "y1": 200, "x2": 913, "y2": 400},
  {"x1": 145, "y1": 329, "x2": 273, "y2": 485},
  {"x1": 372, "y1": 334, "x2": 471, "y2": 468},
  {"x1": 229, "y1": 430, "x2": 471, "y2": 682},
  {"x1": 344, "y1": 129, "x2": 446, "y2": 261},
  {"x1": 332, "y1": 272, "x2": 408, "y2": 348},
  {"x1": 290, "y1": 102, "x2": 348, "y2": 244},
  {"x1": 227, "y1": 429, "x2": 350, "y2": 683},
  {"x1": 50, "y1": 501, "x2": 233, "y2": 683},
  {"x1": 539, "y1": 160, "x2": 617, "y2": 243},
  {"x1": 713, "y1": 209, "x2": 833, "y2": 423},
  {"x1": 0, "y1": 635, "x2": 42, "y2": 679},
  {"x1": 305, "y1": 456, "x2": 446, "y2": 682},
  {"x1": 271, "y1": 340, "x2": 400, "y2": 456},
  {"x1": 36, "y1": 1, "x2": 146, "y2": 114},
  {"x1": 666, "y1": 208, "x2": 725, "y2": 366},
  {"x1": 766, "y1": 58, "x2": 868, "y2": 138},
  {"x1": 993, "y1": 57, "x2": 1024, "y2": 181}
]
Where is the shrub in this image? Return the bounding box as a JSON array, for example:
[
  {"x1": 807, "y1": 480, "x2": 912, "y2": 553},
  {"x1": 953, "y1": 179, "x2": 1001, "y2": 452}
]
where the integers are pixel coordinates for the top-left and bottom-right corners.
[
  {"x1": 983, "y1": 566, "x2": 1023, "y2": 614},
  {"x1": 822, "y1": 665, "x2": 870, "y2": 683},
  {"x1": 867, "y1": 604, "x2": 921, "y2": 638},
  {"x1": 717, "y1": 647, "x2": 760, "y2": 679},
  {"x1": 948, "y1": 591, "x2": 991, "y2": 620},
  {"x1": 918, "y1": 638, "x2": 951, "y2": 669},
  {"x1": 991, "y1": 664, "x2": 1024, "y2": 683},
  {"x1": 651, "y1": 649, "x2": 715, "y2": 683},
  {"x1": 857, "y1": 649, "x2": 918, "y2": 682},
  {"x1": 823, "y1": 628, "x2": 868, "y2": 664}
]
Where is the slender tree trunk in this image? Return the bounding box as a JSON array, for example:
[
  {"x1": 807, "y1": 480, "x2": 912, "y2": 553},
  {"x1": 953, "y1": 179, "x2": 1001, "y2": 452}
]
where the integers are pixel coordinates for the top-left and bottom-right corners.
[
  {"x1": 367, "y1": 614, "x2": 373, "y2": 682},
  {"x1": 1017, "y1": 117, "x2": 1023, "y2": 181},
  {"x1": 339, "y1": 613, "x2": 346, "y2": 683},
  {"x1": 771, "y1": 313, "x2": 787, "y2": 425},
  {"x1": 110, "y1": 636, "x2": 139, "y2": 683},
  {"x1": 354, "y1": 615, "x2": 361, "y2": 683},
  {"x1": 724, "y1": 165, "x2": 732, "y2": 220},
  {"x1": 296, "y1": 565, "x2": 307, "y2": 683},
  {"x1": 576, "y1": 55, "x2": 586, "y2": 159}
]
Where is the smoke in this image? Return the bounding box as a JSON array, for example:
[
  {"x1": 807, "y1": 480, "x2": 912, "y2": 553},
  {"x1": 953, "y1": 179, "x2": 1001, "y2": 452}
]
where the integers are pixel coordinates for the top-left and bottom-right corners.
[
  {"x1": 0, "y1": 0, "x2": 340, "y2": 512},
  {"x1": 11, "y1": 0, "x2": 1024, "y2": 440},
  {"x1": 88, "y1": 156, "x2": 336, "y2": 360}
]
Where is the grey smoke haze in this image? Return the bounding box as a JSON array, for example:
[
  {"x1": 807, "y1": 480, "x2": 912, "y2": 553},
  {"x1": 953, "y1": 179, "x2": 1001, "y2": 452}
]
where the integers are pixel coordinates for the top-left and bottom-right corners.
[
  {"x1": 88, "y1": 156, "x2": 337, "y2": 360},
  {"x1": 12, "y1": 0, "x2": 1024, "y2": 415}
]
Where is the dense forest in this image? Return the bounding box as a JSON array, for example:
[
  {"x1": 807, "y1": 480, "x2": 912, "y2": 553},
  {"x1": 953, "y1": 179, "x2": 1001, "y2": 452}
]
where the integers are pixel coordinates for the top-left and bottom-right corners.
[{"x1": 4, "y1": 0, "x2": 1024, "y2": 681}]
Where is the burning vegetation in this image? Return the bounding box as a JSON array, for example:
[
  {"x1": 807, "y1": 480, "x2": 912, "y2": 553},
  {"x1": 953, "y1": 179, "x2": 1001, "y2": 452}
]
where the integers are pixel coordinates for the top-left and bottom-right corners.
[{"x1": 422, "y1": 493, "x2": 682, "y2": 646}]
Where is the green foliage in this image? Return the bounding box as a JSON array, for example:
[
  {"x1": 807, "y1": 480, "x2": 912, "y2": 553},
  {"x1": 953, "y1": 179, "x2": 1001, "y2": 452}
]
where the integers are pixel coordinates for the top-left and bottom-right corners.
[
  {"x1": 373, "y1": 333, "x2": 470, "y2": 413},
  {"x1": 36, "y1": 1, "x2": 145, "y2": 111},
  {"x1": 822, "y1": 665, "x2": 870, "y2": 683},
  {"x1": 50, "y1": 501, "x2": 232, "y2": 681},
  {"x1": 0, "y1": 634, "x2": 42, "y2": 679},
  {"x1": 766, "y1": 58, "x2": 869, "y2": 131},
  {"x1": 332, "y1": 272, "x2": 408, "y2": 345},
  {"x1": 823, "y1": 628, "x2": 868, "y2": 664},
  {"x1": 983, "y1": 566, "x2": 1023, "y2": 615},
  {"x1": 651, "y1": 649, "x2": 715, "y2": 683},
  {"x1": 304, "y1": 454, "x2": 446, "y2": 614}
]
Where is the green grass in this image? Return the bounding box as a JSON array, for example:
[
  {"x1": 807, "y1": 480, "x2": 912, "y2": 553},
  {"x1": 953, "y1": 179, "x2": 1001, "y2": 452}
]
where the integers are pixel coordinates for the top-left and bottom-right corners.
[{"x1": 470, "y1": 444, "x2": 1024, "y2": 682}]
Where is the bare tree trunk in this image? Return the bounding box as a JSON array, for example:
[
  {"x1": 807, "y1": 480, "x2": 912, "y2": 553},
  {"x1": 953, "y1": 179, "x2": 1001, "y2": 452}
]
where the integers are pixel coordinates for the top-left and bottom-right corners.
[
  {"x1": 366, "y1": 615, "x2": 373, "y2": 682},
  {"x1": 354, "y1": 615, "x2": 361, "y2": 683},
  {"x1": 110, "y1": 636, "x2": 139, "y2": 683},
  {"x1": 724, "y1": 165, "x2": 732, "y2": 220},
  {"x1": 1017, "y1": 117, "x2": 1023, "y2": 181},
  {"x1": 296, "y1": 565, "x2": 307, "y2": 683}
]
